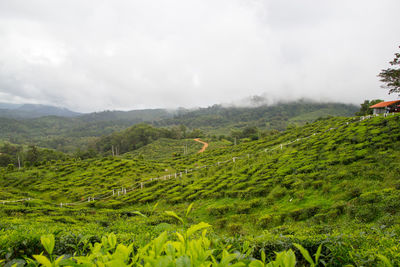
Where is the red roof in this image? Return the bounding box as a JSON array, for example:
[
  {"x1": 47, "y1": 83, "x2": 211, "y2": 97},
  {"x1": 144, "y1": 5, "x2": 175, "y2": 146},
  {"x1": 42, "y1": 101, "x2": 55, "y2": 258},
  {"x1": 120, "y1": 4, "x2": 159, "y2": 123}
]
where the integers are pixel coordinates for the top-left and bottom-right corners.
[{"x1": 369, "y1": 100, "x2": 400, "y2": 108}]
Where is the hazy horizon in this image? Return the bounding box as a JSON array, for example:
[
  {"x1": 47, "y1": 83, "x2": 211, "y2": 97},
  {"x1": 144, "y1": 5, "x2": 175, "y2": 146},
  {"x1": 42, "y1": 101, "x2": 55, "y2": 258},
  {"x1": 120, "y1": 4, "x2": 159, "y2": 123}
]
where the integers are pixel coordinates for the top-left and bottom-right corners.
[{"x1": 0, "y1": 95, "x2": 364, "y2": 114}]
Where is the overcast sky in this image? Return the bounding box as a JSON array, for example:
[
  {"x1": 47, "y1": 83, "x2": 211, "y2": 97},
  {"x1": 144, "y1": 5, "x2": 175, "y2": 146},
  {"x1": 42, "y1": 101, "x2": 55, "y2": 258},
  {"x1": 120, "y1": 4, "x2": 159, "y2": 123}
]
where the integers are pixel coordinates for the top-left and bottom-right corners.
[{"x1": 0, "y1": 0, "x2": 399, "y2": 112}]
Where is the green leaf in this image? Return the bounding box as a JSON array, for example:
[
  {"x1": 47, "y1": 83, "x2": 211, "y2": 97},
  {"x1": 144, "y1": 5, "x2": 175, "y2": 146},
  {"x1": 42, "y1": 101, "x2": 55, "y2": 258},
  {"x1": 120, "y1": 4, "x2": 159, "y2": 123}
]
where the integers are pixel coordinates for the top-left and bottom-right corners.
[
  {"x1": 275, "y1": 250, "x2": 296, "y2": 267},
  {"x1": 176, "y1": 232, "x2": 185, "y2": 243},
  {"x1": 40, "y1": 234, "x2": 55, "y2": 255},
  {"x1": 186, "y1": 222, "x2": 211, "y2": 238},
  {"x1": 33, "y1": 254, "x2": 52, "y2": 267},
  {"x1": 283, "y1": 250, "x2": 296, "y2": 267},
  {"x1": 152, "y1": 201, "x2": 159, "y2": 213},
  {"x1": 220, "y1": 252, "x2": 239, "y2": 266},
  {"x1": 113, "y1": 244, "x2": 133, "y2": 261},
  {"x1": 108, "y1": 233, "x2": 117, "y2": 249},
  {"x1": 153, "y1": 231, "x2": 168, "y2": 256},
  {"x1": 293, "y1": 243, "x2": 314, "y2": 266},
  {"x1": 132, "y1": 211, "x2": 147, "y2": 218},
  {"x1": 105, "y1": 259, "x2": 128, "y2": 267},
  {"x1": 176, "y1": 255, "x2": 192, "y2": 267},
  {"x1": 261, "y1": 250, "x2": 266, "y2": 263},
  {"x1": 314, "y1": 244, "x2": 322, "y2": 264},
  {"x1": 230, "y1": 263, "x2": 246, "y2": 267},
  {"x1": 186, "y1": 203, "x2": 194, "y2": 217},
  {"x1": 377, "y1": 254, "x2": 393, "y2": 267},
  {"x1": 54, "y1": 255, "x2": 64, "y2": 265},
  {"x1": 249, "y1": 260, "x2": 264, "y2": 267},
  {"x1": 165, "y1": 211, "x2": 184, "y2": 224}
]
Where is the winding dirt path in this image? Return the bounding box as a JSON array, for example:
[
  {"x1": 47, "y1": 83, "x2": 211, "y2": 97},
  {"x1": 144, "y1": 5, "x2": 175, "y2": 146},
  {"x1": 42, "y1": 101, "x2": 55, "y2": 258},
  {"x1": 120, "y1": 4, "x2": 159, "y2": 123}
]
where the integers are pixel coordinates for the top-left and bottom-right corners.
[{"x1": 193, "y1": 138, "x2": 209, "y2": 153}]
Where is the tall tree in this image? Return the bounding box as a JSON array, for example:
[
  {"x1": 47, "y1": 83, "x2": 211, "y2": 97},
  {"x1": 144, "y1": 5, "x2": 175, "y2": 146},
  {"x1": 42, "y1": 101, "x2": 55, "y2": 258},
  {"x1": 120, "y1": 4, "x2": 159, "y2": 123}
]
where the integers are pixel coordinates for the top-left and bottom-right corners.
[
  {"x1": 378, "y1": 46, "x2": 400, "y2": 95},
  {"x1": 26, "y1": 145, "x2": 39, "y2": 166}
]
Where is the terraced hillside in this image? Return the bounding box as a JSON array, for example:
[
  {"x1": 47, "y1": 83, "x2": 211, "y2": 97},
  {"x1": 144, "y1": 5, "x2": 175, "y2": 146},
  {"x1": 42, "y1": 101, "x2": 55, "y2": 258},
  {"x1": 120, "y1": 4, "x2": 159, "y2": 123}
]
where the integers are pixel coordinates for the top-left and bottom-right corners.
[{"x1": 1, "y1": 114, "x2": 400, "y2": 265}]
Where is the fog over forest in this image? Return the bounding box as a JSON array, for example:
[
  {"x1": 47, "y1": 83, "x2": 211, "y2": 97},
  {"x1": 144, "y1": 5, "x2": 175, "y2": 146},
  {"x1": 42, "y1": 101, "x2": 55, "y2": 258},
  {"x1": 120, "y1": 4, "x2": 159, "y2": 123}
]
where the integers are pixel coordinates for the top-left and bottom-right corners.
[{"x1": 0, "y1": 0, "x2": 399, "y2": 112}]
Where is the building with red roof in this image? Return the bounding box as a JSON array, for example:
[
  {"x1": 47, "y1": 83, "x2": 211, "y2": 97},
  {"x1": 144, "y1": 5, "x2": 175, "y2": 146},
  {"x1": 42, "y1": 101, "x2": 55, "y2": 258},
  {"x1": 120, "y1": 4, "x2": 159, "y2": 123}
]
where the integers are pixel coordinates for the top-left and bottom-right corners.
[{"x1": 369, "y1": 100, "x2": 400, "y2": 115}]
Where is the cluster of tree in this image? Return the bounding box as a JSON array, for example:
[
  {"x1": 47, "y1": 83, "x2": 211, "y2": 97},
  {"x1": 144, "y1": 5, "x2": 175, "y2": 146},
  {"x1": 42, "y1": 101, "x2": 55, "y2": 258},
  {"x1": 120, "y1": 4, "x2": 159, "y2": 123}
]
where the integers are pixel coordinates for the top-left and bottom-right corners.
[
  {"x1": 94, "y1": 123, "x2": 204, "y2": 156},
  {"x1": 0, "y1": 109, "x2": 174, "y2": 153},
  {"x1": 0, "y1": 142, "x2": 67, "y2": 168},
  {"x1": 355, "y1": 99, "x2": 383, "y2": 116},
  {"x1": 230, "y1": 126, "x2": 260, "y2": 141},
  {"x1": 0, "y1": 101, "x2": 358, "y2": 155},
  {"x1": 379, "y1": 45, "x2": 400, "y2": 95},
  {"x1": 154, "y1": 102, "x2": 358, "y2": 131}
]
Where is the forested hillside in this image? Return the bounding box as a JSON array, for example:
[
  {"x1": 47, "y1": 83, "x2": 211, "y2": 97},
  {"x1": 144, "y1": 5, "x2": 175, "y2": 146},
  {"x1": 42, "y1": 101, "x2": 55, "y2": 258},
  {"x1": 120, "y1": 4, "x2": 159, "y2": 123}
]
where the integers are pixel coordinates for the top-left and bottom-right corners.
[
  {"x1": 0, "y1": 109, "x2": 174, "y2": 153},
  {"x1": 94, "y1": 123, "x2": 204, "y2": 156},
  {"x1": 155, "y1": 101, "x2": 358, "y2": 133},
  {"x1": 0, "y1": 101, "x2": 357, "y2": 154},
  {"x1": 1, "y1": 114, "x2": 399, "y2": 265}
]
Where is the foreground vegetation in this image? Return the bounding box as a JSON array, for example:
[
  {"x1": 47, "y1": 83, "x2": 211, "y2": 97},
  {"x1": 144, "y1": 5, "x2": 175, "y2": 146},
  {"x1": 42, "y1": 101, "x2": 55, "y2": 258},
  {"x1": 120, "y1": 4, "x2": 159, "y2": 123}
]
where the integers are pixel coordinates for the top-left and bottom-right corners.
[
  {"x1": 1, "y1": 114, "x2": 399, "y2": 266},
  {"x1": 24, "y1": 221, "x2": 328, "y2": 267}
]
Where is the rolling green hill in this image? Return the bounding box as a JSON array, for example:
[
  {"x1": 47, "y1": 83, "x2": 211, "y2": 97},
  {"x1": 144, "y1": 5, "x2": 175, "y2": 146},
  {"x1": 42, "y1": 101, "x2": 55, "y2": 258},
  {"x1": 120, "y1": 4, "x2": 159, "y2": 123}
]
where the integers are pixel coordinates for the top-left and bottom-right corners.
[
  {"x1": 0, "y1": 110, "x2": 173, "y2": 153},
  {"x1": 0, "y1": 113, "x2": 399, "y2": 265},
  {"x1": 154, "y1": 101, "x2": 358, "y2": 133},
  {"x1": 129, "y1": 138, "x2": 204, "y2": 160},
  {"x1": 0, "y1": 101, "x2": 357, "y2": 154}
]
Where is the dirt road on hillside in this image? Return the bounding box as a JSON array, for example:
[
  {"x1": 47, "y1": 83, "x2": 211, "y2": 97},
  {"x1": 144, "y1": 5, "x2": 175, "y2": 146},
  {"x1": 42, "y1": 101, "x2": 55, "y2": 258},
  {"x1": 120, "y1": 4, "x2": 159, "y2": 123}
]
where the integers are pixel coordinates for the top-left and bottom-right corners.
[{"x1": 193, "y1": 138, "x2": 209, "y2": 153}]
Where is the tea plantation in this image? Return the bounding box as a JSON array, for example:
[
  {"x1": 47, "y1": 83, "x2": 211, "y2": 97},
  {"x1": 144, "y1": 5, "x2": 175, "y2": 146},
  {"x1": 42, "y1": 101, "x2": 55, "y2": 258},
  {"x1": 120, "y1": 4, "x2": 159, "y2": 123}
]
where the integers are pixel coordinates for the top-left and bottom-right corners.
[{"x1": 1, "y1": 115, "x2": 400, "y2": 266}]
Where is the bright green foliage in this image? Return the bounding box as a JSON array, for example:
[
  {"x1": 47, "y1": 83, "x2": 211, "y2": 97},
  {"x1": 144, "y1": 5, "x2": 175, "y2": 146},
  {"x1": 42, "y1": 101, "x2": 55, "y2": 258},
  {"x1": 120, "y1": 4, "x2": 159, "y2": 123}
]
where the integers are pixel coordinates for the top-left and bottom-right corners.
[
  {"x1": 95, "y1": 124, "x2": 204, "y2": 156},
  {"x1": 130, "y1": 138, "x2": 204, "y2": 160},
  {"x1": 40, "y1": 234, "x2": 55, "y2": 255},
  {"x1": 293, "y1": 243, "x2": 322, "y2": 267},
  {"x1": 1, "y1": 115, "x2": 400, "y2": 265},
  {"x1": 28, "y1": 224, "x2": 303, "y2": 267}
]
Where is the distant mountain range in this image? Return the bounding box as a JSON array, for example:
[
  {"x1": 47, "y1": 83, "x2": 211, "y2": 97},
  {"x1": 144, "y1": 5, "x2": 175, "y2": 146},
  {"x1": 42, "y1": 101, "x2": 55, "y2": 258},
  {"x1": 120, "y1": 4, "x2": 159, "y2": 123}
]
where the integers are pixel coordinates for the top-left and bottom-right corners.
[{"x1": 0, "y1": 103, "x2": 81, "y2": 118}]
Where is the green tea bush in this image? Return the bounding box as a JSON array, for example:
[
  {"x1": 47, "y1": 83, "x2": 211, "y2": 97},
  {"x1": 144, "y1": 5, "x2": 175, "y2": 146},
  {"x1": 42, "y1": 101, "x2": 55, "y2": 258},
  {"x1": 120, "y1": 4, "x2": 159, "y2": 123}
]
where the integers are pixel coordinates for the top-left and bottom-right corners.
[
  {"x1": 257, "y1": 214, "x2": 277, "y2": 228},
  {"x1": 207, "y1": 204, "x2": 234, "y2": 216},
  {"x1": 288, "y1": 206, "x2": 320, "y2": 221},
  {"x1": 26, "y1": 223, "x2": 330, "y2": 267},
  {"x1": 268, "y1": 185, "x2": 287, "y2": 200},
  {"x1": 227, "y1": 223, "x2": 245, "y2": 236}
]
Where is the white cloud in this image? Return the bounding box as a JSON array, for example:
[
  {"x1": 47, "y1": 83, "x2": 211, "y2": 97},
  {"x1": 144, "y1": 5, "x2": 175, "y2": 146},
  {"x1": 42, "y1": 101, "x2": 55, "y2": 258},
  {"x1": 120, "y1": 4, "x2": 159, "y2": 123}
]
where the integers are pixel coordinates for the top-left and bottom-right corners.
[{"x1": 0, "y1": 0, "x2": 399, "y2": 112}]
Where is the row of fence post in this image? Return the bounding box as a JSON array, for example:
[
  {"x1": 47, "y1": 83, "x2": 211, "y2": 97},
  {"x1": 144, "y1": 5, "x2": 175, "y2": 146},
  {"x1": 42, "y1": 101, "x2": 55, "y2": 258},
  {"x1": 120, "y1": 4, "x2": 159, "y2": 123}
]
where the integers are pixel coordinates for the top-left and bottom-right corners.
[{"x1": 4, "y1": 113, "x2": 398, "y2": 208}]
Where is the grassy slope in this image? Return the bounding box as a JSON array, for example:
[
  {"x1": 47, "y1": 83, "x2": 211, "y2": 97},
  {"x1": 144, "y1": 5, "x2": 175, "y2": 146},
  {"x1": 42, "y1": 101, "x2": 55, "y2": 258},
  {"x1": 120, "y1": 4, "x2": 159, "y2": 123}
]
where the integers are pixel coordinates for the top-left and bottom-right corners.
[
  {"x1": 129, "y1": 138, "x2": 204, "y2": 160},
  {"x1": 1, "y1": 114, "x2": 400, "y2": 265}
]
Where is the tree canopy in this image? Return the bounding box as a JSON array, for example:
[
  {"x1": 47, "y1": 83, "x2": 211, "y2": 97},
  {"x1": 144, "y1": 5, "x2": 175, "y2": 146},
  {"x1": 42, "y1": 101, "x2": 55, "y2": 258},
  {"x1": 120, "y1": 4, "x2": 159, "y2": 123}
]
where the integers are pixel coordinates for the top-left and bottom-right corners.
[
  {"x1": 355, "y1": 99, "x2": 383, "y2": 116},
  {"x1": 378, "y1": 46, "x2": 400, "y2": 95}
]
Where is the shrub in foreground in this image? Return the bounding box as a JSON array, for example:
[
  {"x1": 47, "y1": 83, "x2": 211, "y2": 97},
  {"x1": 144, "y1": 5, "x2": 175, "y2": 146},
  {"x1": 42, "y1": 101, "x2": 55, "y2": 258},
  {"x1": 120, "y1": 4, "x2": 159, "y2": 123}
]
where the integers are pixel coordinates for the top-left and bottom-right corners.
[{"x1": 23, "y1": 222, "x2": 333, "y2": 267}]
